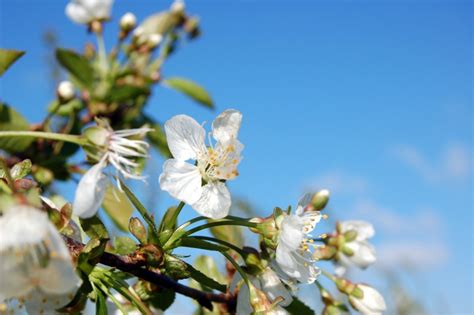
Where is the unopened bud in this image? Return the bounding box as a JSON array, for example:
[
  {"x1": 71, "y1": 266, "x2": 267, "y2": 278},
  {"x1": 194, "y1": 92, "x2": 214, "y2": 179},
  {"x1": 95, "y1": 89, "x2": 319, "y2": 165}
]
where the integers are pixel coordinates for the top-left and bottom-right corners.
[
  {"x1": 84, "y1": 126, "x2": 109, "y2": 147},
  {"x1": 147, "y1": 34, "x2": 163, "y2": 49},
  {"x1": 343, "y1": 230, "x2": 357, "y2": 242},
  {"x1": 242, "y1": 247, "x2": 264, "y2": 274},
  {"x1": 311, "y1": 189, "x2": 330, "y2": 210},
  {"x1": 164, "y1": 255, "x2": 190, "y2": 279},
  {"x1": 170, "y1": 0, "x2": 185, "y2": 14},
  {"x1": 120, "y1": 12, "x2": 137, "y2": 31},
  {"x1": 129, "y1": 217, "x2": 147, "y2": 244},
  {"x1": 57, "y1": 81, "x2": 75, "y2": 102},
  {"x1": 323, "y1": 304, "x2": 350, "y2": 315}
]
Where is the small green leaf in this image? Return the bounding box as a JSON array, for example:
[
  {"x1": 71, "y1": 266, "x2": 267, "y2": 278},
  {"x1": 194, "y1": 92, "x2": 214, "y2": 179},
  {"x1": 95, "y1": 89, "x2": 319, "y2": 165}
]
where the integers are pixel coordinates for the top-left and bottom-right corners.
[
  {"x1": 208, "y1": 223, "x2": 244, "y2": 248},
  {"x1": 0, "y1": 103, "x2": 34, "y2": 153},
  {"x1": 163, "y1": 77, "x2": 214, "y2": 108},
  {"x1": 102, "y1": 184, "x2": 135, "y2": 232},
  {"x1": 80, "y1": 216, "x2": 109, "y2": 240},
  {"x1": 0, "y1": 49, "x2": 25, "y2": 76},
  {"x1": 187, "y1": 262, "x2": 226, "y2": 293},
  {"x1": 56, "y1": 48, "x2": 94, "y2": 88},
  {"x1": 94, "y1": 287, "x2": 108, "y2": 315},
  {"x1": 119, "y1": 180, "x2": 159, "y2": 241},
  {"x1": 10, "y1": 159, "x2": 32, "y2": 179},
  {"x1": 114, "y1": 236, "x2": 137, "y2": 255},
  {"x1": 107, "y1": 85, "x2": 149, "y2": 103},
  {"x1": 284, "y1": 297, "x2": 315, "y2": 315}
]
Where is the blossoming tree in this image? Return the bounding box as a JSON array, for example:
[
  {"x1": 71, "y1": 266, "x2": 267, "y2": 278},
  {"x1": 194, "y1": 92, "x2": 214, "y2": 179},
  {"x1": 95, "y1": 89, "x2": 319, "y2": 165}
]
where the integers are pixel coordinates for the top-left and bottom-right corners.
[{"x1": 0, "y1": 1, "x2": 386, "y2": 314}]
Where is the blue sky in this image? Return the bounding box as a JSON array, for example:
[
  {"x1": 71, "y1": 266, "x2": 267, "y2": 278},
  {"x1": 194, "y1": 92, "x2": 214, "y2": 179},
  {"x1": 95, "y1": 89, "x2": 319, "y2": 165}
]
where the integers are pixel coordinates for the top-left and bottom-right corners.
[{"x1": 1, "y1": 0, "x2": 472, "y2": 314}]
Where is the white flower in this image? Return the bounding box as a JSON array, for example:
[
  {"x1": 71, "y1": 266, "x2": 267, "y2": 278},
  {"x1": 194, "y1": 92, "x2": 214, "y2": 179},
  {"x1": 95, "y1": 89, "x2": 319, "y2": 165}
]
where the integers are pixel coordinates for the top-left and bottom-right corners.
[
  {"x1": 159, "y1": 109, "x2": 243, "y2": 219},
  {"x1": 0, "y1": 206, "x2": 81, "y2": 301},
  {"x1": 335, "y1": 220, "x2": 376, "y2": 276},
  {"x1": 65, "y1": 0, "x2": 114, "y2": 25},
  {"x1": 234, "y1": 268, "x2": 292, "y2": 315},
  {"x1": 57, "y1": 81, "x2": 75, "y2": 102},
  {"x1": 120, "y1": 12, "x2": 136, "y2": 31},
  {"x1": 170, "y1": 0, "x2": 185, "y2": 14},
  {"x1": 349, "y1": 284, "x2": 386, "y2": 315},
  {"x1": 73, "y1": 126, "x2": 151, "y2": 218},
  {"x1": 275, "y1": 194, "x2": 322, "y2": 283}
]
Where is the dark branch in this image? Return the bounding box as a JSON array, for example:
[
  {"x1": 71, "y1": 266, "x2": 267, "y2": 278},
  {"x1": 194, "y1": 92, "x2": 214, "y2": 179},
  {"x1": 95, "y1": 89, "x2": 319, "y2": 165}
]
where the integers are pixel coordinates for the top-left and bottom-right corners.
[{"x1": 64, "y1": 236, "x2": 236, "y2": 311}]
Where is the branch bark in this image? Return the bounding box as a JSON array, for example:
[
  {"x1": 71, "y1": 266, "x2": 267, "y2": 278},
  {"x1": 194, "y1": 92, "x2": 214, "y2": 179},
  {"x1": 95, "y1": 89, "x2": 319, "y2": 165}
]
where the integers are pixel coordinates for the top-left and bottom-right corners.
[{"x1": 64, "y1": 236, "x2": 236, "y2": 311}]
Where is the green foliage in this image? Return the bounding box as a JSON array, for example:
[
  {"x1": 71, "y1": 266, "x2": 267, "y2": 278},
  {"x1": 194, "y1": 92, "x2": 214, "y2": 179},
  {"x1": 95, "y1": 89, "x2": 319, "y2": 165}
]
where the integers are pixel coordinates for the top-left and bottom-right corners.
[
  {"x1": 102, "y1": 184, "x2": 135, "y2": 232},
  {"x1": 163, "y1": 77, "x2": 214, "y2": 108},
  {"x1": 114, "y1": 236, "x2": 137, "y2": 255},
  {"x1": 0, "y1": 48, "x2": 24, "y2": 76},
  {"x1": 0, "y1": 103, "x2": 34, "y2": 152},
  {"x1": 56, "y1": 48, "x2": 95, "y2": 88},
  {"x1": 285, "y1": 297, "x2": 316, "y2": 315}
]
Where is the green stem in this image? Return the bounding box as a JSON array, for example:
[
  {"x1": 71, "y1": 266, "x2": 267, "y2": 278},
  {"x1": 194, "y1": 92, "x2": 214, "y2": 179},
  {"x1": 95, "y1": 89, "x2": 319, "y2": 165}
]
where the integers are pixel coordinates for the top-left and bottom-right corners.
[
  {"x1": 222, "y1": 251, "x2": 250, "y2": 286},
  {"x1": 185, "y1": 220, "x2": 257, "y2": 237},
  {"x1": 0, "y1": 131, "x2": 86, "y2": 146},
  {"x1": 191, "y1": 236, "x2": 246, "y2": 257},
  {"x1": 96, "y1": 32, "x2": 108, "y2": 74},
  {"x1": 321, "y1": 269, "x2": 337, "y2": 282}
]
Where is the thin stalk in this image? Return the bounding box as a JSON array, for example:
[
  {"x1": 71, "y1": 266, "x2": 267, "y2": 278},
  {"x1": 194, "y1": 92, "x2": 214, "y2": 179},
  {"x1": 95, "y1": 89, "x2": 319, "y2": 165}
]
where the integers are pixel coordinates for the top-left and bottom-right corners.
[
  {"x1": 222, "y1": 251, "x2": 250, "y2": 286},
  {"x1": 191, "y1": 236, "x2": 246, "y2": 257},
  {"x1": 185, "y1": 220, "x2": 257, "y2": 237},
  {"x1": 96, "y1": 32, "x2": 108, "y2": 74},
  {"x1": 0, "y1": 131, "x2": 86, "y2": 146}
]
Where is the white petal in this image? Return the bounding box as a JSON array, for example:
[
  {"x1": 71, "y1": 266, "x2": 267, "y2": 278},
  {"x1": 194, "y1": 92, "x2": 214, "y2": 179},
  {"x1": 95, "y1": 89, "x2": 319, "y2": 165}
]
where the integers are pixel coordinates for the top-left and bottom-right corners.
[
  {"x1": 92, "y1": 0, "x2": 113, "y2": 19},
  {"x1": 191, "y1": 182, "x2": 231, "y2": 219},
  {"x1": 279, "y1": 215, "x2": 304, "y2": 250},
  {"x1": 65, "y1": 2, "x2": 92, "y2": 24},
  {"x1": 0, "y1": 252, "x2": 33, "y2": 299},
  {"x1": 212, "y1": 109, "x2": 242, "y2": 143},
  {"x1": 350, "y1": 285, "x2": 386, "y2": 315},
  {"x1": 37, "y1": 258, "x2": 81, "y2": 295},
  {"x1": 24, "y1": 288, "x2": 77, "y2": 315},
  {"x1": 159, "y1": 159, "x2": 203, "y2": 205},
  {"x1": 164, "y1": 114, "x2": 206, "y2": 161},
  {"x1": 259, "y1": 268, "x2": 293, "y2": 307},
  {"x1": 340, "y1": 220, "x2": 375, "y2": 241},
  {"x1": 345, "y1": 241, "x2": 377, "y2": 268},
  {"x1": 73, "y1": 162, "x2": 107, "y2": 218}
]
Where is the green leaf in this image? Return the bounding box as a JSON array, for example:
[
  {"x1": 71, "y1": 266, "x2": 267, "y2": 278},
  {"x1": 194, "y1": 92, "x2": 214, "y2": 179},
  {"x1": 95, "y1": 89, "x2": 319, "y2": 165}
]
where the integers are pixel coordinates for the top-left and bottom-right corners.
[
  {"x1": 0, "y1": 103, "x2": 34, "y2": 153},
  {"x1": 107, "y1": 85, "x2": 149, "y2": 103},
  {"x1": 187, "y1": 262, "x2": 226, "y2": 293},
  {"x1": 102, "y1": 184, "x2": 135, "y2": 232},
  {"x1": 150, "y1": 288, "x2": 175, "y2": 311},
  {"x1": 56, "y1": 48, "x2": 94, "y2": 88},
  {"x1": 114, "y1": 236, "x2": 137, "y2": 255},
  {"x1": 94, "y1": 287, "x2": 108, "y2": 315},
  {"x1": 0, "y1": 49, "x2": 25, "y2": 76},
  {"x1": 284, "y1": 297, "x2": 315, "y2": 315},
  {"x1": 10, "y1": 159, "x2": 32, "y2": 179},
  {"x1": 119, "y1": 180, "x2": 159, "y2": 241},
  {"x1": 163, "y1": 77, "x2": 214, "y2": 108},
  {"x1": 80, "y1": 216, "x2": 109, "y2": 240}
]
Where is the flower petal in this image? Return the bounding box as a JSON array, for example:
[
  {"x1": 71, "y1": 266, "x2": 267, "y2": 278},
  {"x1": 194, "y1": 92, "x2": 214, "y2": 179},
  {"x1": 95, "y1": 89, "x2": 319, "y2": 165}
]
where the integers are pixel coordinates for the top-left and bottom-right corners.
[
  {"x1": 212, "y1": 109, "x2": 242, "y2": 144},
  {"x1": 279, "y1": 215, "x2": 304, "y2": 250},
  {"x1": 339, "y1": 220, "x2": 375, "y2": 241},
  {"x1": 191, "y1": 182, "x2": 231, "y2": 219},
  {"x1": 65, "y1": 2, "x2": 92, "y2": 24},
  {"x1": 159, "y1": 159, "x2": 203, "y2": 205},
  {"x1": 345, "y1": 241, "x2": 376, "y2": 268},
  {"x1": 37, "y1": 257, "x2": 81, "y2": 295},
  {"x1": 73, "y1": 161, "x2": 107, "y2": 218},
  {"x1": 164, "y1": 114, "x2": 206, "y2": 161},
  {"x1": 259, "y1": 268, "x2": 293, "y2": 307}
]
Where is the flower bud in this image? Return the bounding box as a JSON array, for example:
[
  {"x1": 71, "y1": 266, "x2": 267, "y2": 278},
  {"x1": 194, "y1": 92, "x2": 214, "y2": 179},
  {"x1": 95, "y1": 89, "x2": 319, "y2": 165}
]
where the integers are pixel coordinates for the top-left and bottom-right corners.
[
  {"x1": 323, "y1": 304, "x2": 350, "y2": 315},
  {"x1": 57, "y1": 81, "x2": 75, "y2": 102},
  {"x1": 242, "y1": 247, "x2": 264, "y2": 274},
  {"x1": 129, "y1": 217, "x2": 147, "y2": 244},
  {"x1": 139, "y1": 244, "x2": 164, "y2": 268},
  {"x1": 348, "y1": 284, "x2": 386, "y2": 315},
  {"x1": 120, "y1": 12, "x2": 136, "y2": 32},
  {"x1": 147, "y1": 34, "x2": 163, "y2": 49},
  {"x1": 84, "y1": 126, "x2": 109, "y2": 147},
  {"x1": 170, "y1": 0, "x2": 185, "y2": 14},
  {"x1": 311, "y1": 189, "x2": 330, "y2": 210}
]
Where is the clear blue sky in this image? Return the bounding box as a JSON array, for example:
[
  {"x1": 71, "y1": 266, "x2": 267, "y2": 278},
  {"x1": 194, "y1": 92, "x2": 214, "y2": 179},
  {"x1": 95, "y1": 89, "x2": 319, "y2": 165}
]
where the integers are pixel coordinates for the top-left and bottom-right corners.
[{"x1": 1, "y1": 0, "x2": 472, "y2": 314}]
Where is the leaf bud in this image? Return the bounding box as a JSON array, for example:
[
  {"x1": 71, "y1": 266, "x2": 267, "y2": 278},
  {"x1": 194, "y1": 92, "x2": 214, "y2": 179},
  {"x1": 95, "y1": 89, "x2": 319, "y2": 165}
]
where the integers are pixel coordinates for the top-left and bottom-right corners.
[{"x1": 129, "y1": 217, "x2": 148, "y2": 244}]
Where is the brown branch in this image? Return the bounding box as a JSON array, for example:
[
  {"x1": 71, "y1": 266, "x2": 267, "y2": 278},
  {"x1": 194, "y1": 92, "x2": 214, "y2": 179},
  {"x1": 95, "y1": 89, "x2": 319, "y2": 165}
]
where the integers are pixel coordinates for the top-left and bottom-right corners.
[{"x1": 64, "y1": 236, "x2": 236, "y2": 311}]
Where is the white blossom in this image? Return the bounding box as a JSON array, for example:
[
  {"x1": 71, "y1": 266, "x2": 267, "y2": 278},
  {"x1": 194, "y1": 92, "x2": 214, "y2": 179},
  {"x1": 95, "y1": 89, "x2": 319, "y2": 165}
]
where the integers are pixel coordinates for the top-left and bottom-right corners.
[
  {"x1": 335, "y1": 220, "x2": 376, "y2": 276},
  {"x1": 275, "y1": 194, "x2": 322, "y2": 283},
  {"x1": 57, "y1": 81, "x2": 75, "y2": 102},
  {"x1": 0, "y1": 206, "x2": 81, "y2": 301},
  {"x1": 234, "y1": 268, "x2": 292, "y2": 315},
  {"x1": 73, "y1": 125, "x2": 151, "y2": 218},
  {"x1": 65, "y1": 0, "x2": 114, "y2": 25},
  {"x1": 159, "y1": 109, "x2": 243, "y2": 219},
  {"x1": 120, "y1": 12, "x2": 136, "y2": 31},
  {"x1": 349, "y1": 284, "x2": 386, "y2": 315}
]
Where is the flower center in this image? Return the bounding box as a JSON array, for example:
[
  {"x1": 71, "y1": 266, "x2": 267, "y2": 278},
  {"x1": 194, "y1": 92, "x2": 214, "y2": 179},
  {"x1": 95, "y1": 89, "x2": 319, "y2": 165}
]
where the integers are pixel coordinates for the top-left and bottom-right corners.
[{"x1": 198, "y1": 143, "x2": 240, "y2": 181}]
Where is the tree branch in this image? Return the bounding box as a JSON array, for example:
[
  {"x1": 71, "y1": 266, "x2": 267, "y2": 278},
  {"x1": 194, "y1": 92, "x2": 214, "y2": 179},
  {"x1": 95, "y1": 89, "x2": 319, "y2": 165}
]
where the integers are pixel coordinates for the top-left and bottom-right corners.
[{"x1": 64, "y1": 236, "x2": 236, "y2": 311}]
